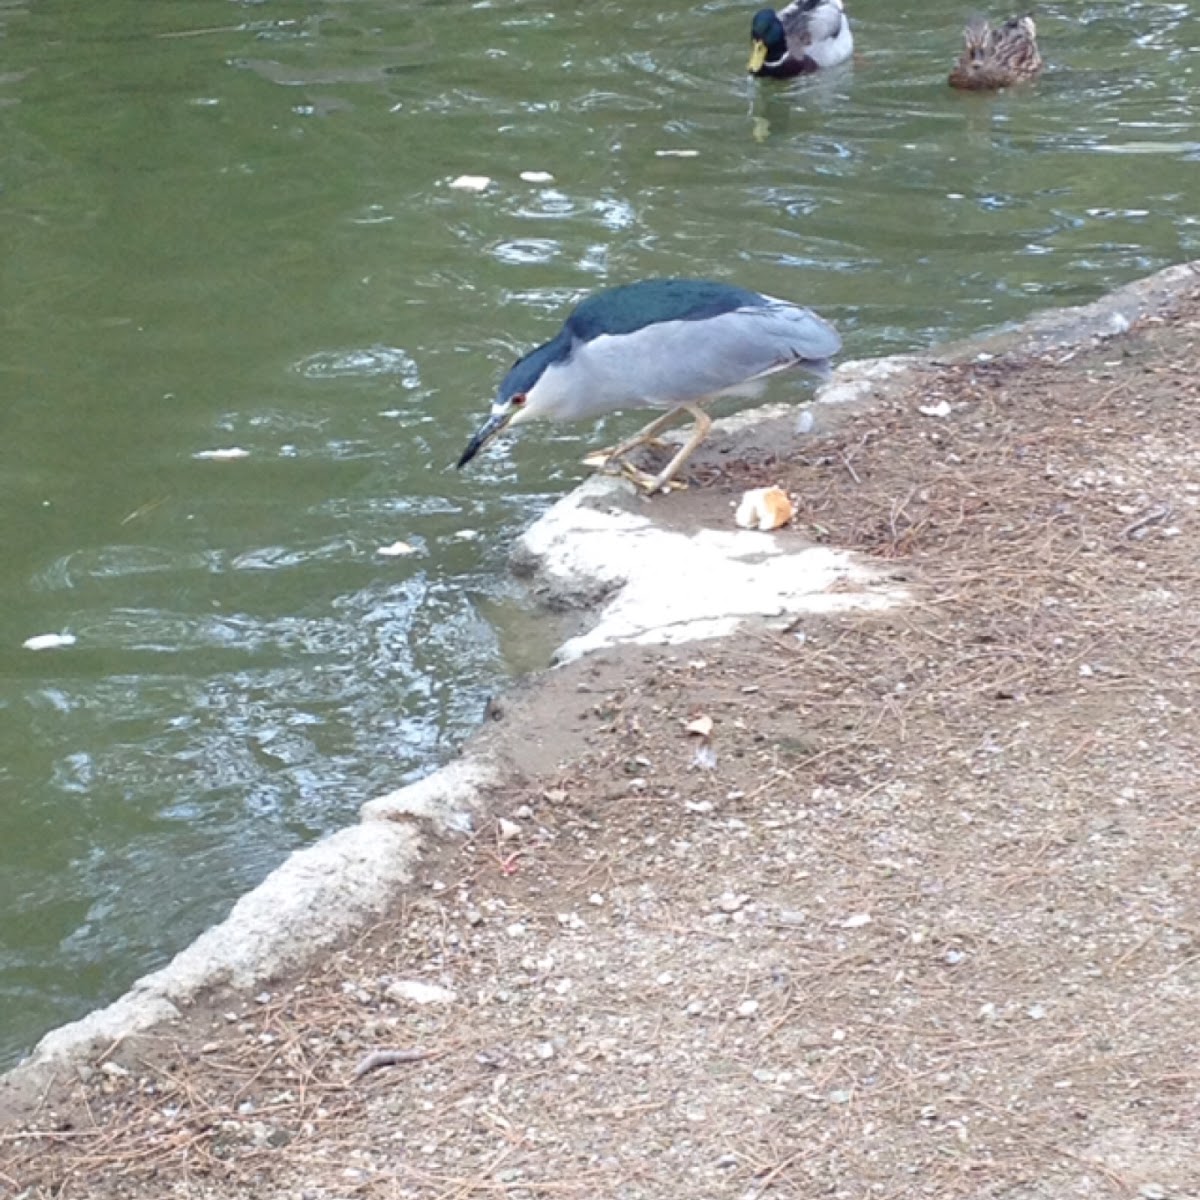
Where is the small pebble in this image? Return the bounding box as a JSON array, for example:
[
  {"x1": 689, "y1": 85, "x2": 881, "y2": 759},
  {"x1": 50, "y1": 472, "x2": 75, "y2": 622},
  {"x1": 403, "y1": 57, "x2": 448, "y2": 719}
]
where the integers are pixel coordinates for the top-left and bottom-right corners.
[
  {"x1": 386, "y1": 980, "x2": 457, "y2": 1006},
  {"x1": 735, "y1": 999, "x2": 759, "y2": 1018}
]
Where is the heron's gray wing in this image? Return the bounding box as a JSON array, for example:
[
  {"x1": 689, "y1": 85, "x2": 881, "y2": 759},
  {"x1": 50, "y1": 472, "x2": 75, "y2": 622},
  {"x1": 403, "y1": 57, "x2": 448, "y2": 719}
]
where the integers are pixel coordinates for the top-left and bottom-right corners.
[{"x1": 549, "y1": 302, "x2": 840, "y2": 416}]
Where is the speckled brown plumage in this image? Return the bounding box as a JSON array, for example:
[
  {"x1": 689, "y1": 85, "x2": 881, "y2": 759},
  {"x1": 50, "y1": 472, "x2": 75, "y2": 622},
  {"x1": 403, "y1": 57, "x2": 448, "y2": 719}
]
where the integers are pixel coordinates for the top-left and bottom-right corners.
[{"x1": 949, "y1": 14, "x2": 1043, "y2": 90}]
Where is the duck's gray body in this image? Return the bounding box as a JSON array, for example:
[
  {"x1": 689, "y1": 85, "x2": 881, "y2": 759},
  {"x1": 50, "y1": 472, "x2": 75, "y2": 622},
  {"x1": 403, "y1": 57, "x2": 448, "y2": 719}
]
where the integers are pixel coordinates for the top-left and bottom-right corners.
[{"x1": 457, "y1": 278, "x2": 841, "y2": 490}]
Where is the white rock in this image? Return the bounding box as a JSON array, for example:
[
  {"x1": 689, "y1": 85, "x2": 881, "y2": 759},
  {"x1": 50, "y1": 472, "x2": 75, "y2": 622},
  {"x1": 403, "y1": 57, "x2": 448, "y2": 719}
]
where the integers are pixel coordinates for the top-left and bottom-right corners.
[
  {"x1": 512, "y1": 478, "x2": 908, "y2": 661},
  {"x1": 193, "y1": 447, "x2": 250, "y2": 460},
  {"x1": 735, "y1": 999, "x2": 759, "y2": 1018},
  {"x1": 841, "y1": 913, "x2": 872, "y2": 928},
  {"x1": 385, "y1": 980, "x2": 457, "y2": 1006},
  {"x1": 918, "y1": 400, "x2": 952, "y2": 418},
  {"x1": 520, "y1": 170, "x2": 554, "y2": 183},
  {"x1": 377, "y1": 541, "x2": 416, "y2": 557},
  {"x1": 655, "y1": 149, "x2": 699, "y2": 158},
  {"x1": 448, "y1": 175, "x2": 491, "y2": 192},
  {"x1": 498, "y1": 818, "x2": 521, "y2": 841}
]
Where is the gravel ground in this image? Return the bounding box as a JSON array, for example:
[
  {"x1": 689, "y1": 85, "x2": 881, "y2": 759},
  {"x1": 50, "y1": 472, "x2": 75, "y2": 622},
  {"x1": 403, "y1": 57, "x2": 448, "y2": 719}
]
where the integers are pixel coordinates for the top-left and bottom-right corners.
[{"x1": 4, "y1": 283, "x2": 1200, "y2": 1200}]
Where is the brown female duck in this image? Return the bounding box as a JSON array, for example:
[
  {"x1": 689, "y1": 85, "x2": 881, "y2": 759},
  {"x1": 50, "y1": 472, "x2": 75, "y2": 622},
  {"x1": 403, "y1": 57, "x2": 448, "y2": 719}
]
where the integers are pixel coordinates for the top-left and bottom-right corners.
[{"x1": 949, "y1": 14, "x2": 1043, "y2": 90}]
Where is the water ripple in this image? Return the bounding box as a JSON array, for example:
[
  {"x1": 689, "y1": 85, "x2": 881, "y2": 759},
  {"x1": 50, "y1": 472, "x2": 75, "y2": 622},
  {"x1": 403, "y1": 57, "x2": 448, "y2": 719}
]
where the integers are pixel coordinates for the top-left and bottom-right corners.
[{"x1": 294, "y1": 346, "x2": 421, "y2": 385}]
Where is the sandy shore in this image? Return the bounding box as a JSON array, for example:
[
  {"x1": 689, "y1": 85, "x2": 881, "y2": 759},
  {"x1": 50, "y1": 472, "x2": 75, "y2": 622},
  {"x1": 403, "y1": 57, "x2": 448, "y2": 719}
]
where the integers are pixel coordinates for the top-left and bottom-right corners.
[{"x1": 3, "y1": 264, "x2": 1199, "y2": 1200}]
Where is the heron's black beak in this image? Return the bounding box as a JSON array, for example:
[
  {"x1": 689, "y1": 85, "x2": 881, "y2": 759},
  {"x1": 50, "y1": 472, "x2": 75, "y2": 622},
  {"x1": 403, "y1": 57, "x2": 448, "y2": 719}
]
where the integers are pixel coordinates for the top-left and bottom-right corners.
[{"x1": 456, "y1": 407, "x2": 515, "y2": 469}]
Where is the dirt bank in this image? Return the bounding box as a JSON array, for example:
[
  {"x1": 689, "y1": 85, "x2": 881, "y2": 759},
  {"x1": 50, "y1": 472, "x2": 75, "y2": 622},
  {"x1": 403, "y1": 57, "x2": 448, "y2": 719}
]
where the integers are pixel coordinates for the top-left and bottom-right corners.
[{"x1": 3, "y1": 272, "x2": 1199, "y2": 1199}]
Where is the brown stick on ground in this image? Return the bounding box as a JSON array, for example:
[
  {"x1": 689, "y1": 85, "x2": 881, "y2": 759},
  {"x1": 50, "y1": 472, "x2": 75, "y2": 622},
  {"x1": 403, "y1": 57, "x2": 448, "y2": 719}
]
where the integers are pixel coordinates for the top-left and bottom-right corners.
[{"x1": 351, "y1": 1047, "x2": 435, "y2": 1080}]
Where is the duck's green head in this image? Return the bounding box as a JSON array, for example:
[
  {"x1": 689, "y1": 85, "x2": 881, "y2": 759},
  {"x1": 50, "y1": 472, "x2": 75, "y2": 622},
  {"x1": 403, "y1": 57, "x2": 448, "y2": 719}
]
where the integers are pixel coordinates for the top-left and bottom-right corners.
[{"x1": 748, "y1": 9, "x2": 787, "y2": 74}]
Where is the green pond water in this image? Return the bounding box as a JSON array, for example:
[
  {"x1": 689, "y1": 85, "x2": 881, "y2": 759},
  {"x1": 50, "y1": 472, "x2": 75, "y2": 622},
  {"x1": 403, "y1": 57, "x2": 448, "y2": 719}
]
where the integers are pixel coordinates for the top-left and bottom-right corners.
[{"x1": 1, "y1": 0, "x2": 1197, "y2": 1067}]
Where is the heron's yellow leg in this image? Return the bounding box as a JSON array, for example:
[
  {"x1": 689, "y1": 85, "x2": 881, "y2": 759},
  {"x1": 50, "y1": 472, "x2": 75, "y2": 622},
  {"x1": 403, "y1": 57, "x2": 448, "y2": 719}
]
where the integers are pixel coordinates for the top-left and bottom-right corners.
[
  {"x1": 640, "y1": 404, "x2": 712, "y2": 494},
  {"x1": 581, "y1": 407, "x2": 687, "y2": 468}
]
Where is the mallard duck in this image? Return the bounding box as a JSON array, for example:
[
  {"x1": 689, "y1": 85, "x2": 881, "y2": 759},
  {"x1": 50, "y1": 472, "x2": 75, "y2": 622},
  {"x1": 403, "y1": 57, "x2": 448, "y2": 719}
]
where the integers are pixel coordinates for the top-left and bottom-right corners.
[
  {"x1": 948, "y1": 14, "x2": 1043, "y2": 90},
  {"x1": 748, "y1": 0, "x2": 854, "y2": 78}
]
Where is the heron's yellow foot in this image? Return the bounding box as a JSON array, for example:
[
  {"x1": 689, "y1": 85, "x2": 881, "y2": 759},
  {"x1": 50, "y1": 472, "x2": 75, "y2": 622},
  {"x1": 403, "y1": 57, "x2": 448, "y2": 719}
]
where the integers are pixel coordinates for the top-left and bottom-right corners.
[
  {"x1": 617, "y1": 460, "x2": 687, "y2": 495},
  {"x1": 581, "y1": 438, "x2": 669, "y2": 469}
]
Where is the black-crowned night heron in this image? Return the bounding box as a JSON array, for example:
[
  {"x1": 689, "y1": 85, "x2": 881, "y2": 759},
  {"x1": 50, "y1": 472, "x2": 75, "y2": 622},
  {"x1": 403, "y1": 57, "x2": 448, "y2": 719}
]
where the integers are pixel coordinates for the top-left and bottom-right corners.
[
  {"x1": 748, "y1": 0, "x2": 854, "y2": 78},
  {"x1": 457, "y1": 278, "x2": 841, "y2": 495}
]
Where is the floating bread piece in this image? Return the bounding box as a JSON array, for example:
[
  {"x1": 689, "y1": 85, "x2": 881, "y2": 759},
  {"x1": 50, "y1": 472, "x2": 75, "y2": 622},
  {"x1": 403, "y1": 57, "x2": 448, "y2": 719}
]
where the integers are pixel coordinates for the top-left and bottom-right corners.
[{"x1": 23, "y1": 632, "x2": 76, "y2": 651}]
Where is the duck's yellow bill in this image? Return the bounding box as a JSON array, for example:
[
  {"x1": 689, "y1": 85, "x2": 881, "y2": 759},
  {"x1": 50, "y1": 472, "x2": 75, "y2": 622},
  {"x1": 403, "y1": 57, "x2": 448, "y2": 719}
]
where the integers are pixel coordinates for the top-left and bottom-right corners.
[{"x1": 747, "y1": 40, "x2": 768, "y2": 73}]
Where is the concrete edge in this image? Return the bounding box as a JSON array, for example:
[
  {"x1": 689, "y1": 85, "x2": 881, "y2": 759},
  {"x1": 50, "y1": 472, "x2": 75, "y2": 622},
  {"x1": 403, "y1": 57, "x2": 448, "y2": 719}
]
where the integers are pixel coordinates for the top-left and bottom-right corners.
[
  {"x1": 1, "y1": 759, "x2": 498, "y2": 1097},
  {"x1": 4, "y1": 259, "x2": 1196, "y2": 1101}
]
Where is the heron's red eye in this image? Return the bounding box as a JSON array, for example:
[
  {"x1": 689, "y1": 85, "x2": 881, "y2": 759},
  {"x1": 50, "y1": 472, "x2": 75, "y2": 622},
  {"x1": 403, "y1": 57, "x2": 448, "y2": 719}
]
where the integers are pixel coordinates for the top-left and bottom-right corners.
[{"x1": 511, "y1": 393, "x2": 527, "y2": 407}]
